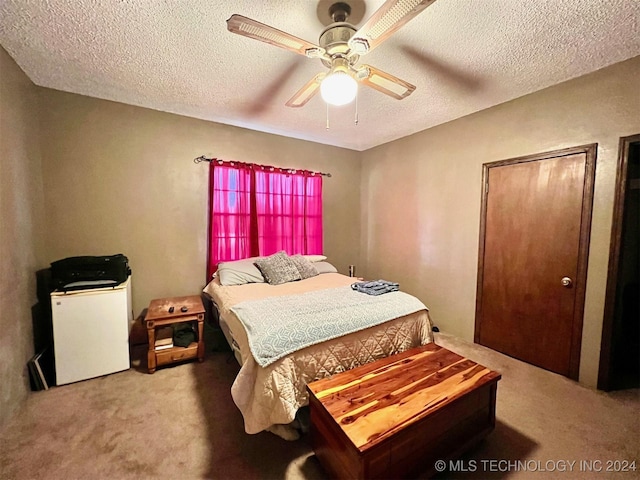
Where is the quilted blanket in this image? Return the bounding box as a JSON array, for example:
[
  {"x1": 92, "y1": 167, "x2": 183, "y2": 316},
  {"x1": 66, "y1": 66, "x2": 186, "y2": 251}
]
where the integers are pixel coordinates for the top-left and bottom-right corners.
[
  {"x1": 231, "y1": 286, "x2": 427, "y2": 367},
  {"x1": 204, "y1": 273, "x2": 434, "y2": 437}
]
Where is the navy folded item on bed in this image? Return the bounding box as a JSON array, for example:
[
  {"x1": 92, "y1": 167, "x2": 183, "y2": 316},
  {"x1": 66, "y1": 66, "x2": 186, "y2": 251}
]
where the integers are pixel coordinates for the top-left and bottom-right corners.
[{"x1": 351, "y1": 279, "x2": 399, "y2": 296}]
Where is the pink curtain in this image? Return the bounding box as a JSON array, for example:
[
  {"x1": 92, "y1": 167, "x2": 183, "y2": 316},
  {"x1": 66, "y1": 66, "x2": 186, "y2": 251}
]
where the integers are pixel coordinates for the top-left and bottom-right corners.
[
  {"x1": 207, "y1": 162, "x2": 323, "y2": 280},
  {"x1": 207, "y1": 163, "x2": 257, "y2": 280},
  {"x1": 255, "y1": 170, "x2": 323, "y2": 256}
]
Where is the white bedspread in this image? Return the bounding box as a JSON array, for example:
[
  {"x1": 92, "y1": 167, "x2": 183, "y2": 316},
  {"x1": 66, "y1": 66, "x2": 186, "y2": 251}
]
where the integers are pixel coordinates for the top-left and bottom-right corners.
[{"x1": 203, "y1": 273, "x2": 434, "y2": 435}]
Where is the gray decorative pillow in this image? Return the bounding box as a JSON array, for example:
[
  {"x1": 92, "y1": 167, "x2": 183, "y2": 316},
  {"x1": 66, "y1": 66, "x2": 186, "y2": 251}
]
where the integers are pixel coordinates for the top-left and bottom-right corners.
[
  {"x1": 290, "y1": 254, "x2": 319, "y2": 280},
  {"x1": 254, "y1": 252, "x2": 301, "y2": 285}
]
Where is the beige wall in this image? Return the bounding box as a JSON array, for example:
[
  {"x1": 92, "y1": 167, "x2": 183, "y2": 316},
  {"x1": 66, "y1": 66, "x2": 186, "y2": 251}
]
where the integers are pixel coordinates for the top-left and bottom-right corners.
[
  {"x1": 37, "y1": 90, "x2": 362, "y2": 317},
  {"x1": 0, "y1": 47, "x2": 46, "y2": 426},
  {"x1": 2, "y1": 44, "x2": 636, "y2": 431},
  {"x1": 360, "y1": 56, "x2": 640, "y2": 387}
]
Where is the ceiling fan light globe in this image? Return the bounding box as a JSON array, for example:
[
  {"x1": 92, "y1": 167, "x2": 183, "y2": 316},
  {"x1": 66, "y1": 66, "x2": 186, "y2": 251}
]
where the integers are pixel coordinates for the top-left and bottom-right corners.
[{"x1": 320, "y1": 71, "x2": 357, "y2": 106}]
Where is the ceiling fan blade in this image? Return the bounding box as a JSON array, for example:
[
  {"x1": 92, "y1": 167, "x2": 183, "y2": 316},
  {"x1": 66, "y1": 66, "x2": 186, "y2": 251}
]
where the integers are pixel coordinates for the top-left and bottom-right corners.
[
  {"x1": 227, "y1": 14, "x2": 326, "y2": 58},
  {"x1": 348, "y1": 0, "x2": 437, "y2": 55},
  {"x1": 285, "y1": 73, "x2": 325, "y2": 108},
  {"x1": 400, "y1": 45, "x2": 484, "y2": 92},
  {"x1": 242, "y1": 59, "x2": 303, "y2": 116},
  {"x1": 357, "y1": 65, "x2": 416, "y2": 100}
]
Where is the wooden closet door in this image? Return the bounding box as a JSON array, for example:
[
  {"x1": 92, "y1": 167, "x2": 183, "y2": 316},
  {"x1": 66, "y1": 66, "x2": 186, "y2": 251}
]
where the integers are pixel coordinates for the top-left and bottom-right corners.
[{"x1": 475, "y1": 145, "x2": 596, "y2": 378}]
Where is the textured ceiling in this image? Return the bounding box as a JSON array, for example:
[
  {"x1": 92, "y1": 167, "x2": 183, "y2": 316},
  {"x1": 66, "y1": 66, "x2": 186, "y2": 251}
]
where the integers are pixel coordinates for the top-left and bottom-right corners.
[{"x1": 1, "y1": 0, "x2": 639, "y2": 151}]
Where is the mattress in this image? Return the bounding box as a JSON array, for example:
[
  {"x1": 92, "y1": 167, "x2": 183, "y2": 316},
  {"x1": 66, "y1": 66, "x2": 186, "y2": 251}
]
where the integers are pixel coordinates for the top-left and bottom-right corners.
[{"x1": 203, "y1": 272, "x2": 434, "y2": 436}]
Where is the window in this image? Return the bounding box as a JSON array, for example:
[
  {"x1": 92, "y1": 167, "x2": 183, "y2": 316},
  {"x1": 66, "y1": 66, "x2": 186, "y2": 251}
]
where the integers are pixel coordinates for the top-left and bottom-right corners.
[{"x1": 207, "y1": 161, "x2": 323, "y2": 280}]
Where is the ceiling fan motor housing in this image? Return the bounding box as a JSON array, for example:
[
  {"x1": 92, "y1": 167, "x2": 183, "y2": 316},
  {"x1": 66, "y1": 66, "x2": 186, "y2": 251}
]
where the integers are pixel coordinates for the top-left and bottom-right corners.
[{"x1": 319, "y1": 23, "x2": 358, "y2": 67}]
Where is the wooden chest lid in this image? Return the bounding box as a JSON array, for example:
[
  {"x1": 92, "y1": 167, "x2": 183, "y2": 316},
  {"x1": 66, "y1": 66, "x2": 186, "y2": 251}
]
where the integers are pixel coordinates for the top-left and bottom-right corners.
[{"x1": 307, "y1": 343, "x2": 501, "y2": 452}]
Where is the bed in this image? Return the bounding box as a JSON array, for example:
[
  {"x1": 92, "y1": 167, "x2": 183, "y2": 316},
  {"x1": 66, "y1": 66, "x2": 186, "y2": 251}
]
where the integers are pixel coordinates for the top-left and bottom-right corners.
[{"x1": 202, "y1": 255, "x2": 434, "y2": 440}]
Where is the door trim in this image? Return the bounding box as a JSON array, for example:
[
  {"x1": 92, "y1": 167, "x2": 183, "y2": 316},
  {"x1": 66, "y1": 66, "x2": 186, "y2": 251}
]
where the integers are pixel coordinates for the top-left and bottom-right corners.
[
  {"x1": 474, "y1": 144, "x2": 597, "y2": 380},
  {"x1": 598, "y1": 133, "x2": 640, "y2": 390}
]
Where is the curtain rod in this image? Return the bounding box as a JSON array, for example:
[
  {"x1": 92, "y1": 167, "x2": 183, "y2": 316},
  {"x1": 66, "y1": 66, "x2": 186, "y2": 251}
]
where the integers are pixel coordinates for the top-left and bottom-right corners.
[{"x1": 193, "y1": 156, "x2": 332, "y2": 178}]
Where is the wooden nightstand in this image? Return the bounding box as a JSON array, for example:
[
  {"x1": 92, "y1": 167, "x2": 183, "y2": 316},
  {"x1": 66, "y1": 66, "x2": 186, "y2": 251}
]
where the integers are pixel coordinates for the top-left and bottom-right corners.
[{"x1": 145, "y1": 295, "x2": 205, "y2": 373}]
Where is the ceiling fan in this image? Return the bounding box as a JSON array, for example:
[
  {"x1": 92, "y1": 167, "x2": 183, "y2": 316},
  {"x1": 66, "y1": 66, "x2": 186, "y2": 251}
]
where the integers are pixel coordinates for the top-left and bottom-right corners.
[{"x1": 227, "y1": 0, "x2": 437, "y2": 108}]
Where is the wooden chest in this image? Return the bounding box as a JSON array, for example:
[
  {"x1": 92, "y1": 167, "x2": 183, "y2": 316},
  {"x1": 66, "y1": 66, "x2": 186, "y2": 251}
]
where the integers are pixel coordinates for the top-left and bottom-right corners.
[{"x1": 306, "y1": 344, "x2": 501, "y2": 479}]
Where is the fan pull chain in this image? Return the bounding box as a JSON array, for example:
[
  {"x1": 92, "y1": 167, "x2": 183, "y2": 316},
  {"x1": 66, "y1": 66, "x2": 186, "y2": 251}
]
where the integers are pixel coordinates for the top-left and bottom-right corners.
[
  {"x1": 355, "y1": 88, "x2": 359, "y2": 126},
  {"x1": 326, "y1": 102, "x2": 330, "y2": 130}
]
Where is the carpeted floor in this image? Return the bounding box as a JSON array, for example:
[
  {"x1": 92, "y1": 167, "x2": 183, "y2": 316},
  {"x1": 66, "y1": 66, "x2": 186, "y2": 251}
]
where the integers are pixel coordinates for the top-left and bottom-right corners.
[{"x1": 1, "y1": 332, "x2": 638, "y2": 480}]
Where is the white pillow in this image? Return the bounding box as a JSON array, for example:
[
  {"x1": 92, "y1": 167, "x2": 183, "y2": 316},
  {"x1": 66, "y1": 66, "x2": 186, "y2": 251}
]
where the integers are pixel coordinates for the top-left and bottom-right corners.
[
  {"x1": 314, "y1": 261, "x2": 338, "y2": 274},
  {"x1": 217, "y1": 258, "x2": 265, "y2": 286},
  {"x1": 303, "y1": 254, "x2": 327, "y2": 263}
]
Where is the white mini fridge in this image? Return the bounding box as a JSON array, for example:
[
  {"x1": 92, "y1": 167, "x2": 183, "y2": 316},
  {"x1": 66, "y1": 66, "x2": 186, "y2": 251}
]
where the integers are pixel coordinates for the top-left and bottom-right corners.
[{"x1": 51, "y1": 277, "x2": 132, "y2": 385}]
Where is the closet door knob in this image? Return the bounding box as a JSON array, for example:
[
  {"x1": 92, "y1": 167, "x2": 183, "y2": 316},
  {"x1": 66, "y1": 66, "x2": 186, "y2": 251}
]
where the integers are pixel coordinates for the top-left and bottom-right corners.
[{"x1": 561, "y1": 277, "x2": 573, "y2": 288}]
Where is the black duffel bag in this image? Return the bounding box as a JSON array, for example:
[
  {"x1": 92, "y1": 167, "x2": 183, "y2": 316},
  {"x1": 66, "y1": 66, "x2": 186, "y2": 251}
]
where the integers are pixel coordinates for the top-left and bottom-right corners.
[{"x1": 50, "y1": 254, "x2": 131, "y2": 290}]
